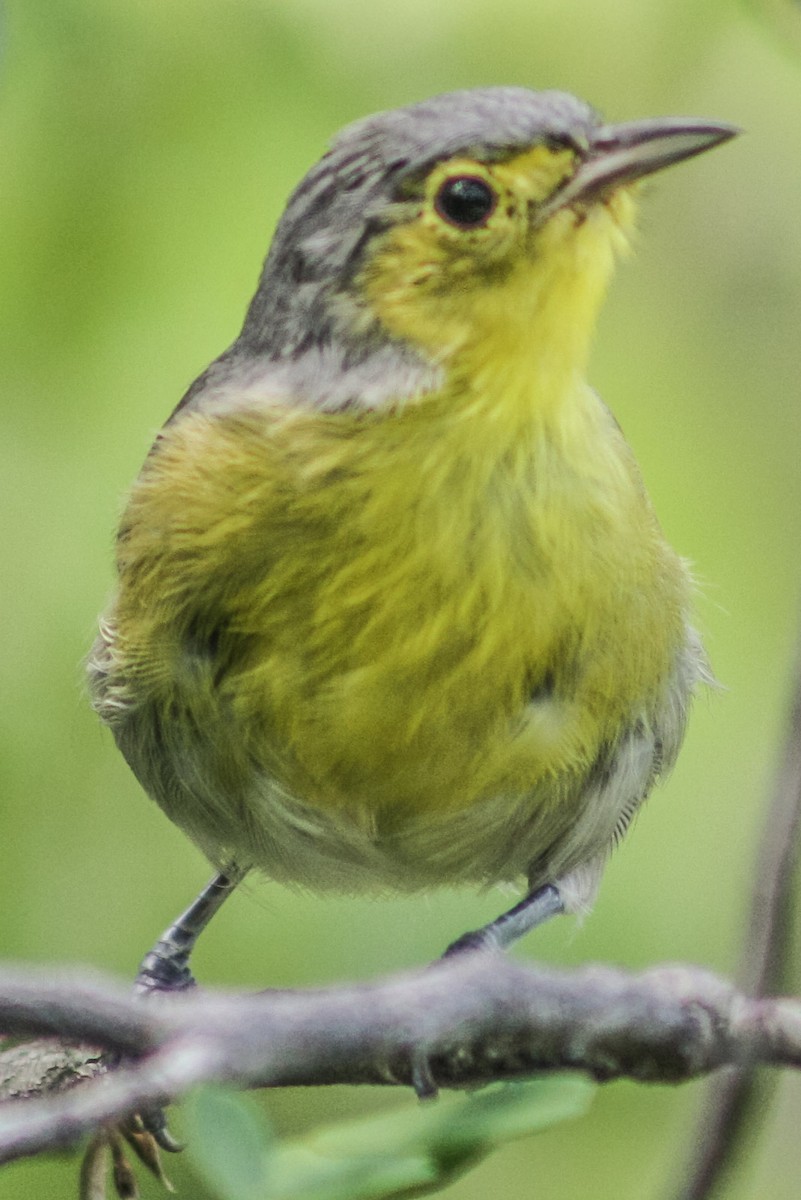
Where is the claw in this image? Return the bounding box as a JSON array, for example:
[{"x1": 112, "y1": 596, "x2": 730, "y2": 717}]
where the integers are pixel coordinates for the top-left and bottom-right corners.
[
  {"x1": 121, "y1": 1115, "x2": 178, "y2": 1189},
  {"x1": 138, "y1": 1107, "x2": 184, "y2": 1155},
  {"x1": 410, "y1": 1049, "x2": 439, "y2": 1101}
]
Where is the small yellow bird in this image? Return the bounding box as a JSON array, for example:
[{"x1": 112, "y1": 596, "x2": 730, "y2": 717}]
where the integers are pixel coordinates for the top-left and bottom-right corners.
[{"x1": 90, "y1": 88, "x2": 734, "y2": 1010}]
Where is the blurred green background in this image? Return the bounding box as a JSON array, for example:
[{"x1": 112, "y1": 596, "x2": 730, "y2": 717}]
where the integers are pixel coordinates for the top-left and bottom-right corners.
[{"x1": 2, "y1": 0, "x2": 801, "y2": 1196}]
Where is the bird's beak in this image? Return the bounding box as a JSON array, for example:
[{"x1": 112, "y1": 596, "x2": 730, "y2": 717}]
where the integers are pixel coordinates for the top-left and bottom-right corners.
[{"x1": 543, "y1": 117, "x2": 739, "y2": 216}]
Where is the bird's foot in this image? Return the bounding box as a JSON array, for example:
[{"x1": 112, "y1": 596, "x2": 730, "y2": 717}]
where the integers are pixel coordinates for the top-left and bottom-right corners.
[
  {"x1": 408, "y1": 883, "x2": 565, "y2": 1100},
  {"x1": 134, "y1": 940, "x2": 197, "y2": 996}
]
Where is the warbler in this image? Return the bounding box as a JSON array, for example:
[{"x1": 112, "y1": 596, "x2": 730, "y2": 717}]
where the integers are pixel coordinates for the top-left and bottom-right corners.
[{"x1": 90, "y1": 88, "x2": 735, "y2": 998}]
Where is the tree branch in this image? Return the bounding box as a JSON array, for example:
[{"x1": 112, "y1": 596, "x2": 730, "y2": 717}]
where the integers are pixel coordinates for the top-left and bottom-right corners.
[{"x1": 0, "y1": 956, "x2": 799, "y2": 1165}]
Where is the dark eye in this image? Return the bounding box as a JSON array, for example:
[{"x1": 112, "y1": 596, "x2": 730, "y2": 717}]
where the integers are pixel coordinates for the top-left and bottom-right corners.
[{"x1": 434, "y1": 175, "x2": 497, "y2": 228}]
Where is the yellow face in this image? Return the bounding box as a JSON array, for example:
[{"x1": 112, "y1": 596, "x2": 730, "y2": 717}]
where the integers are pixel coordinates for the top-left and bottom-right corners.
[{"x1": 357, "y1": 143, "x2": 638, "y2": 367}]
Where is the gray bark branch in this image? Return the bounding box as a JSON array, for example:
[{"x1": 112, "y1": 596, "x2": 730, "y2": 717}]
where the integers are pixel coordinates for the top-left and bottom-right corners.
[{"x1": 0, "y1": 955, "x2": 799, "y2": 1165}]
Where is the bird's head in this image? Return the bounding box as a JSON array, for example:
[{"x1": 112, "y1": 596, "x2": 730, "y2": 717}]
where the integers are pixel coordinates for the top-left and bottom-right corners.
[{"x1": 225, "y1": 88, "x2": 736, "y2": 412}]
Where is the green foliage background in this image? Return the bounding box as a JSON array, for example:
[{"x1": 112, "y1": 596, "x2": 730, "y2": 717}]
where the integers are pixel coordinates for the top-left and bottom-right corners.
[{"x1": 2, "y1": 0, "x2": 801, "y2": 1196}]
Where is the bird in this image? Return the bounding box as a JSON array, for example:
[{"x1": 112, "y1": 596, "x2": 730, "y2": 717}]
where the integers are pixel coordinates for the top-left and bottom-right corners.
[{"x1": 89, "y1": 87, "x2": 734, "y2": 1032}]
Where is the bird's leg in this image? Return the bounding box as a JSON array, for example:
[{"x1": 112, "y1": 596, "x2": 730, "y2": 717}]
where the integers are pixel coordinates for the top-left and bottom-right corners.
[
  {"x1": 135, "y1": 866, "x2": 246, "y2": 994},
  {"x1": 131, "y1": 866, "x2": 246, "y2": 1153},
  {"x1": 410, "y1": 883, "x2": 565, "y2": 1100},
  {"x1": 442, "y1": 882, "x2": 564, "y2": 957}
]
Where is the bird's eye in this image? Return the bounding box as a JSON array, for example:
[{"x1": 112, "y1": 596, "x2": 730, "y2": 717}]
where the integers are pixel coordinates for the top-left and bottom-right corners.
[{"x1": 434, "y1": 176, "x2": 497, "y2": 229}]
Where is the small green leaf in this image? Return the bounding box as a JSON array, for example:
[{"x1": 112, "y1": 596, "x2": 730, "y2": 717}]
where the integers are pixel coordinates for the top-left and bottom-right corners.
[
  {"x1": 267, "y1": 1075, "x2": 595, "y2": 1199},
  {"x1": 185, "y1": 1085, "x2": 273, "y2": 1200},
  {"x1": 431, "y1": 1075, "x2": 596, "y2": 1149},
  {"x1": 184, "y1": 1077, "x2": 594, "y2": 1200}
]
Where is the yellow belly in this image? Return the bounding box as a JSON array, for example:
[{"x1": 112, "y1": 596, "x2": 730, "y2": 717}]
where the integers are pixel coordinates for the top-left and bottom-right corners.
[{"x1": 100, "y1": 377, "x2": 692, "y2": 890}]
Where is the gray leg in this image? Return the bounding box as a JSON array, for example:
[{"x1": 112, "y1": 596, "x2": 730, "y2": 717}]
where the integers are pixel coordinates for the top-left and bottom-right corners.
[
  {"x1": 135, "y1": 867, "x2": 246, "y2": 994},
  {"x1": 443, "y1": 883, "x2": 564, "y2": 956},
  {"x1": 133, "y1": 866, "x2": 246, "y2": 1150},
  {"x1": 411, "y1": 883, "x2": 565, "y2": 1100}
]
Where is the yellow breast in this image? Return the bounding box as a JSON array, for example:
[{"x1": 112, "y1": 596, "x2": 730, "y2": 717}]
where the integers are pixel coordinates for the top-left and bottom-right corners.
[{"x1": 112, "y1": 362, "x2": 689, "y2": 838}]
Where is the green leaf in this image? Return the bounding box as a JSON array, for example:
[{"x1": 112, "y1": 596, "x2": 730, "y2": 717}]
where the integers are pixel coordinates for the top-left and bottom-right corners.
[
  {"x1": 185, "y1": 1085, "x2": 273, "y2": 1200},
  {"x1": 185, "y1": 1076, "x2": 594, "y2": 1200},
  {"x1": 266, "y1": 1075, "x2": 595, "y2": 1200}
]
